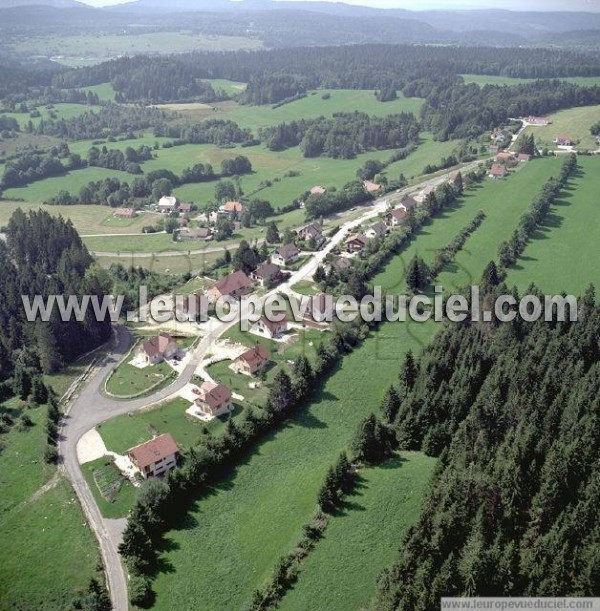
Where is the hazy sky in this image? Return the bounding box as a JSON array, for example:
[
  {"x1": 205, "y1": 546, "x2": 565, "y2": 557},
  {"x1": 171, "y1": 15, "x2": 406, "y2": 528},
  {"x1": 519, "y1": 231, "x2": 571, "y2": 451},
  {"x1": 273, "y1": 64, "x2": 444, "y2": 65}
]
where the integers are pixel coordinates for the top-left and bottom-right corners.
[{"x1": 80, "y1": 0, "x2": 600, "y2": 11}]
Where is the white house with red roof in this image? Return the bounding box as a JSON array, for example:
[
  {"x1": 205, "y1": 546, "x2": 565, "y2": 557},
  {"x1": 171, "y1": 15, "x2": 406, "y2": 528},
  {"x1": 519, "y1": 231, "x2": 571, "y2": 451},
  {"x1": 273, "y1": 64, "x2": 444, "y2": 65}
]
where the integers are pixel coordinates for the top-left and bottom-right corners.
[{"x1": 128, "y1": 434, "x2": 179, "y2": 479}]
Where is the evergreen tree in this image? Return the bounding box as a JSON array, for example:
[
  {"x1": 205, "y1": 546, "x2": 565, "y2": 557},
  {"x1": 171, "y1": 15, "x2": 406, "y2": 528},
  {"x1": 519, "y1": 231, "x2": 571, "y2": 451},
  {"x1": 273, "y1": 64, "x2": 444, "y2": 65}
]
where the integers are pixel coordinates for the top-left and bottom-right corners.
[
  {"x1": 400, "y1": 350, "x2": 418, "y2": 392},
  {"x1": 266, "y1": 222, "x2": 280, "y2": 244},
  {"x1": 266, "y1": 370, "x2": 295, "y2": 416},
  {"x1": 313, "y1": 265, "x2": 326, "y2": 284},
  {"x1": 381, "y1": 385, "x2": 401, "y2": 423}
]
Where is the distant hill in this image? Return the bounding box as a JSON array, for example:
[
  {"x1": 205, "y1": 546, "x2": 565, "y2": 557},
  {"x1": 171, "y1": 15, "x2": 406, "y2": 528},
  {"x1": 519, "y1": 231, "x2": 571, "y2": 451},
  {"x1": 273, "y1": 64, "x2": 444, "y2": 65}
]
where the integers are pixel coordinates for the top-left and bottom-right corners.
[{"x1": 0, "y1": 0, "x2": 85, "y2": 7}]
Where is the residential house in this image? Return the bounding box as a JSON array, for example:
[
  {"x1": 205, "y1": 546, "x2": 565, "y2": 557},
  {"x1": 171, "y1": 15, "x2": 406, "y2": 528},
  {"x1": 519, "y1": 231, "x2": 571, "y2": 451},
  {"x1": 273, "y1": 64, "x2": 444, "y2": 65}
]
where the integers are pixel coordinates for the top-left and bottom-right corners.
[
  {"x1": 399, "y1": 196, "x2": 418, "y2": 212},
  {"x1": 195, "y1": 382, "x2": 233, "y2": 419},
  {"x1": 250, "y1": 263, "x2": 284, "y2": 288},
  {"x1": 491, "y1": 129, "x2": 507, "y2": 143},
  {"x1": 364, "y1": 222, "x2": 387, "y2": 240},
  {"x1": 331, "y1": 257, "x2": 352, "y2": 273},
  {"x1": 363, "y1": 180, "x2": 381, "y2": 194},
  {"x1": 310, "y1": 186, "x2": 326, "y2": 195},
  {"x1": 495, "y1": 152, "x2": 514, "y2": 164},
  {"x1": 178, "y1": 202, "x2": 192, "y2": 214},
  {"x1": 128, "y1": 434, "x2": 179, "y2": 479},
  {"x1": 178, "y1": 227, "x2": 213, "y2": 242},
  {"x1": 158, "y1": 196, "x2": 178, "y2": 214},
  {"x1": 113, "y1": 207, "x2": 135, "y2": 219},
  {"x1": 489, "y1": 144, "x2": 500, "y2": 154},
  {"x1": 555, "y1": 134, "x2": 573, "y2": 147},
  {"x1": 489, "y1": 164, "x2": 508, "y2": 179},
  {"x1": 517, "y1": 153, "x2": 532, "y2": 163},
  {"x1": 417, "y1": 185, "x2": 435, "y2": 203},
  {"x1": 139, "y1": 332, "x2": 179, "y2": 365},
  {"x1": 250, "y1": 316, "x2": 288, "y2": 340},
  {"x1": 527, "y1": 116, "x2": 550, "y2": 126},
  {"x1": 297, "y1": 222, "x2": 323, "y2": 242},
  {"x1": 346, "y1": 234, "x2": 369, "y2": 254},
  {"x1": 232, "y1": 344, "x2": 270, "y2": 376},
  {"x1": 386, "y1": 208, "x2": 407, "y2": 227},
  {"x1": 207, "y1": 270, "x2": 253, "y2": 301},
  {"x1": 271, "y1": 243, "x2": 300, "y2": 267},
  {"x1": 219, "y1": 201, "x2": 244, "y2": 216},
  {"x1": 448, "y1": 172, "x2": 462, "y2": 187}
]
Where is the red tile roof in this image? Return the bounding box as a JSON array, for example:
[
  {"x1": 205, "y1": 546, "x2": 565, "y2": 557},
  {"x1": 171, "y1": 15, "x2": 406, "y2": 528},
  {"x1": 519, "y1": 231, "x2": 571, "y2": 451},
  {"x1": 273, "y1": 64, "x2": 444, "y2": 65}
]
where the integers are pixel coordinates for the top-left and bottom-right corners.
[
  {"x1": 238, "y1": 344, "x2": 270, "y2": 368},
  {"x1": 128, "y1": 434, "x2": 179, "y2": 469},
  {"x1": 222, "y1": 201, "x2": 244, "y2": 212},
  {"x1": 142, "y1": 333, "x2": 177, "y2": 359},
  {"x1": 212, "y1": 270, "x2": 252, "y2": 296},
  {"x1": 198, "y1": 382, "x2": 232, "y2": 410}
]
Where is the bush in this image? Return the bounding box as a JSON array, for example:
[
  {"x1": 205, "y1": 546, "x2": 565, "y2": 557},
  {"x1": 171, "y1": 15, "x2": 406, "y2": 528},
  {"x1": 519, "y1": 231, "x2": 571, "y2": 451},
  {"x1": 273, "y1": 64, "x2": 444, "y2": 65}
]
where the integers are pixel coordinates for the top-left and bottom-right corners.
[{"x1": 129, "y1": 574, "x2": 155, "y2": 608}]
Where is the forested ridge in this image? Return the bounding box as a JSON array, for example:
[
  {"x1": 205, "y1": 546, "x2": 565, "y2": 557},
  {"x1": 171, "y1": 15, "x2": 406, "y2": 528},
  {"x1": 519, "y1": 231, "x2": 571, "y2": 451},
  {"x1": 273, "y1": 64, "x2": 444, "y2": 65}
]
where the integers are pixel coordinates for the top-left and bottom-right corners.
[
  {"x1": 371, "y1": 283, "x2": 600, "y2": 609},
  {"x1": 0, "y1": 210, "x2": 111, "y2": 385}
]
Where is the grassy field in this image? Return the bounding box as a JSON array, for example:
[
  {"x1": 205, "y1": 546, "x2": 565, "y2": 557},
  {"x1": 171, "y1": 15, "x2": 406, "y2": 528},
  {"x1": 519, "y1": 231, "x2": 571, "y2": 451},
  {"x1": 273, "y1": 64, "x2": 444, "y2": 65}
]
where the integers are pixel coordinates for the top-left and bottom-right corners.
[
  {"x1": 147, "y1": 159, "x2": 563, "y2": 611},
  {"x1": 0, "y1": 201, "x2": 162, "y2": 235},
  {"x1": 97, "y1": 397, "x2": 243, "y2": 456},
  {"x1": 0, "y1": 400, "x2": 100, "y2": 609},
  {"x1": 105, "y1": 357, "x2": 175, "y2": 398},
  {"x1": 1, "y1": 102, "x2": 103, "y2": 130},
  {"x1": 204, "y1": 79, "x2": 247, "y2": 96},
  {"x1": 508, "y1": 156, "x2": 600, "y2": 294},
  {"x1": 277, "y1": 453, "x2": 436, "y2": 611},
  {"x1": 522, "y1": 105, "x2": 600, "y2": 150},
  {"x1": 12, "y1": 32, "x2": 263, "y2": 66},
  {"x1": 461, "y1": 74, "x2": 600, "y2": 87}
]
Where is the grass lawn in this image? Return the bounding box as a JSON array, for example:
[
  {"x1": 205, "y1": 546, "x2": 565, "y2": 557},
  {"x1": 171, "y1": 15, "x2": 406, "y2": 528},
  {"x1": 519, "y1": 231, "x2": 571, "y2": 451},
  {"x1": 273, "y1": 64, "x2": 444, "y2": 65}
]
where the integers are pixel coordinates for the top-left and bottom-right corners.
[
  {"x1": 0, "y1": 401, "x2": 100, "y2": 609},
  {"x1": 93, "y1": 249, "x2": 224, "y2": 275},
  {"x1": 521, "y1": 105, "x2": 600, "y2": 151},
  {"x1": 97, "y1": 397, "x2": 243, "y2": 456},
  {"x1": 105, "y1": 356, "x2": 175, "y2": 398},
  {"x1": 507, "y1": 156, "x2": 600, "y2": 295},
  {"x1": 292, "y1": 279, "x2": 320, "y2": 296},
  {"x1": 147, "y1": 158, "x2": 564, "y2": 611},
  {"x1": 461, "y1": 74, "x2": 600, "y2": 87},
  {"x1": 12, "y1": 32, "x2": 263, "y2": 65},
  {"x1": 277, "y1": 452, "x2": 436, "y2": 611},
  {"x1": 82, "y1": 456, "x2": 139, "y2": 519}
]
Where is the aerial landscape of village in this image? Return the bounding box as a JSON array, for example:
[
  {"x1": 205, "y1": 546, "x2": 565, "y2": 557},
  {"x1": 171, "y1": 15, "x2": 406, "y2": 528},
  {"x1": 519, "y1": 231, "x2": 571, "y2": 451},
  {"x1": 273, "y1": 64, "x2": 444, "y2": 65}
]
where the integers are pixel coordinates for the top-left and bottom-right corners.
[{"x1": 1, "y1": 0, "x2": 600, "y2": 609}]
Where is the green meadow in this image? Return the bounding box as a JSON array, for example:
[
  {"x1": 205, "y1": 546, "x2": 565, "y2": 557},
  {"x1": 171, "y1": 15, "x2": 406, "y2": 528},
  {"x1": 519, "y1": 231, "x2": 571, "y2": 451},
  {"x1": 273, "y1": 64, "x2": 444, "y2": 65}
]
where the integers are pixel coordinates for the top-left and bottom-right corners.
[
  {"x1": 147, "y1": 159, "x2": 563, "y2": 611},
  {"x1": 1, "y1": 102, "x2": 103, "y2": 129},
  {"x1": 507, "y1": 156, "x2": 600, "y2": 294},
  {"x1": 461, "y1": 74, "x2": 600, "y2": 87},
  {"x1": 277, "y1": 453, "x2": 436, "y2": 611},
  {"x1": 0, "y1": 401, "x2": 100, "y2": 609}
]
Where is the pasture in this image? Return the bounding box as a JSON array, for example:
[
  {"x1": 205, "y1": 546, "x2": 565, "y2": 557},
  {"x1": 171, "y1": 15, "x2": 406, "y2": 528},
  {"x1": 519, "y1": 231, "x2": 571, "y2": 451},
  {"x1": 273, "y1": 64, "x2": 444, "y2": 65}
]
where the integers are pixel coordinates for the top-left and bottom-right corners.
[
  {"x1": 461, "y1": 74, "x2": 600, "y2": 87},
  {"x1": 277, "y1": 453, "x2": 436, "y2": 611},
  {"x1": 507, "y1": 156, "x2": 600, "y2": 295},
  {"x1": 521, "y1": 105, "x2": 600, "y2": 150},
  {"x1": 0, "y1": 400, "x2": 100, "y2": 609},
  {"x1": 0, "y1": 102, "x2": 103, "y2": 130}
]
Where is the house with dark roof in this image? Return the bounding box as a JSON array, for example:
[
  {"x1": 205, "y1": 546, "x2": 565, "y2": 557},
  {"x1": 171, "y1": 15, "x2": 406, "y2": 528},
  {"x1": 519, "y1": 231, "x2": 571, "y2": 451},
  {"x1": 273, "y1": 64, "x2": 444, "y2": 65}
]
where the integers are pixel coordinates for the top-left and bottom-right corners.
[
  {"x1": 128, "y1": 434, "x2": 179, "y2": 479},
  {"x1": 207, "y1": 270, "x2": 253, "y2": 301},
  {"x1": 271, "y1": 243, "x2": 300, "y2": 267},
  {"x1": 555, "y1": 134, "x2": 573, "y2": 146},
  {"x1": 195, "y1": 382, "x2": 233, "y2": 419},
  {"x1": 250, "y1": 263, "x2": 285, "y2": 288},
  {"x1": 250, "y1": 316, "x2": 288, "y2": 340},
  {"x1": 297, "y1": 222, "x2": 323, "y2": 242},
  {"x1": 346, "y1": 234, "x2": 369, "y2": 253},
  {"x1": 232, "y1": 344, "x2": 271, "y2": 376},
  {"x1": 178, "y1": 202, "x2": 192, "y2": 214},
  {"x1": 517, "y1": 153, "x2": 532, "y2": 163},
  {"x1": 138, "y1": 333, "x2": 180, "y2": 365},
  {"x1": 386, "y1": 208, "x2": 407, "y2": 228},
  {"x1": 178, "y1": 227, "x2": 213, "y2": 242},
  {"x1": 364, "y1": 222, "x2": 388, "y2": 239}
]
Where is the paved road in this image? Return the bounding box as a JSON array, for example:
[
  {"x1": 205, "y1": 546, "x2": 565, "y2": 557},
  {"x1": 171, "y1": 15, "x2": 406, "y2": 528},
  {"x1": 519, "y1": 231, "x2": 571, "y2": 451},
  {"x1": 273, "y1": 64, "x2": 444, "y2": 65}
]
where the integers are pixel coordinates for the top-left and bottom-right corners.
[{"x1": 59, "y1": 161, "x2": 483, "y2": 610}]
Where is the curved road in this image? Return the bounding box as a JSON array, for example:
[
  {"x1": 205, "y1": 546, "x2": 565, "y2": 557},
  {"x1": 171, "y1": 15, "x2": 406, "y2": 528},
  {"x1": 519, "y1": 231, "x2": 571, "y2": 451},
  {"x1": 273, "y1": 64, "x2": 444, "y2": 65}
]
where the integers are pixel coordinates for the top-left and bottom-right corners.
[{"x1": 58, "y1": 163, "x2": 483, "y2": 610}]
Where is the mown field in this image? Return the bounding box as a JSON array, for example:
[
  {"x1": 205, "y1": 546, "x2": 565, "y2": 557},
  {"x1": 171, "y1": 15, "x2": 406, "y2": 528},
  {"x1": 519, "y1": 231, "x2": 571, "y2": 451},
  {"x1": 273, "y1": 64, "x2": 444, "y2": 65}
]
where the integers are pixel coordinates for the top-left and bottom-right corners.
[
  {"x1": 147, "y1": 159, "x2": 563, "y2": 611},
  {"x1": 0, "y1": 400, "x2": 100, "y2": 610},
  {"x1": 507, "y1": 156, "x2": 600, "y2": 294},
  {"x1": 0, "y1": 102, "x2": 104, "y2": 130},
  {"x1": 11, "y1": 31, "x2": 263, "y2": 66},
  {"x1": 461, "y1": 74, "x2": 600, "y2": 87},
  {"x1": 521, "y1": 105, "x2": 600, "y2": 150},
  {"x1": 277, "y1": 453, "x2": 436, "y2": 611}
]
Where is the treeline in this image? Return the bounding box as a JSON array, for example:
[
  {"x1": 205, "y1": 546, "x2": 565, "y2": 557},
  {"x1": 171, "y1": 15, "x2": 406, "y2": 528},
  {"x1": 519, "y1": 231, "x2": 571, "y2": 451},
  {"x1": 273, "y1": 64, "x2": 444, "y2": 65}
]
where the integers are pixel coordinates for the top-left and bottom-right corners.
[
  {"x1": 259, "y1": 112, "x2": 420, "y2": 159},
  {"x1": 52, "y1": 56, "x2": 220, "y2": 104},
  {"x1": 33, "y1": 104, "x2": 168, "y2": 141},
  {"x1": 373, "y1": 283, "x2": 600, "y2": 610},
  {"x1": 497, "y1": 154, "x2": 577, "y2": 268},
  {"x1": 304, "y1": 180, "x2": 373, "y2": 219},
  {"x1": 87, "y1": 144, "x2": 153, "y2": 175},
  {"x1": 0, "y1": 209, "x2": 111, "y2": 383},
  {"x1": 153, "y1": 119, "x2": 255, "y2": 147}
]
